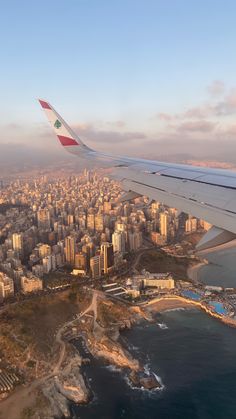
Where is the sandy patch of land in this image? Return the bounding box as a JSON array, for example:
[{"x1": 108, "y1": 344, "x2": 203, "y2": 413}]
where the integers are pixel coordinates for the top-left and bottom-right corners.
[
  {"x1": 144, "y1": 296, "x2": 196, "y2": 313},
  {"x1": 0, "y1": 383, "x2": 39, "y2": 419}
]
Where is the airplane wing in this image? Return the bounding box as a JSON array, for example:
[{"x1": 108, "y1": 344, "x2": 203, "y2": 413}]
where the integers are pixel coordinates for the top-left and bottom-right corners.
[{"x1": 38, "y1": 99, "x2": 236, "y2": 255}]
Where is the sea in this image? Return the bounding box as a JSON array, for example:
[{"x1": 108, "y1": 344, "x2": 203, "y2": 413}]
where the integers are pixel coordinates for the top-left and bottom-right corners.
[
  {"x1": 71, "y1": 308, "x2": 236, "y2": 419},
  {"x1": 196, "y1": 248, "x2": 236, "y2": 288}
]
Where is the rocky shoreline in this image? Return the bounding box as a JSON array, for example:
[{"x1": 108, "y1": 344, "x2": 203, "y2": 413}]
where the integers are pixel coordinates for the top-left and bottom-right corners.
[
  {"x1": 43, "y1": 288, "x2": 236, "y2": 418},
  {"x1": 0, "y1": 293, "x2": 163, "y2": 418},
  {"x1": 44, "y1": 295, "x2": 164, "y2": 417},
  {"x1": 42, "y1": 353, "x2": 90, "y2": 418},
  {"x1": 78, "y1": 298, "x2": 163, "y2": 394}
]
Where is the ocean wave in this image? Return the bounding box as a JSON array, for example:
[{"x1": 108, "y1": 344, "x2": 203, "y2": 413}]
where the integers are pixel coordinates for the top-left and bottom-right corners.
[
  {"x1": 143, "y1": 363, "x2": 151, "y2": 375},
  {"x1": 164, "y1": 307, "x2": 186, "y2": 313},
  {"x1": 157, "y1": 322, "x2": 168, "y2": 330},
  {"x1": 127, "y1": 343, "x2": 139, "y2": 351},
  {"x1": 103, "y1": 365, "x2": 122, "y2": 373},
  {"x1": 152, "y1": 372, "x2": 165, "y2": 390},
  {"x1": 124, "y1": 374, "x2": 146, "y2": 392}
]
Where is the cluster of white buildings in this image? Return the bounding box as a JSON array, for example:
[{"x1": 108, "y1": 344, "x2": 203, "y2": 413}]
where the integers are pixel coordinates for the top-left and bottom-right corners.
[
  {"x1": 20, "y1": 275, "x2": 43, "y2": 294},
  {"x1": 125, "y1": 272, "x2": 175, "y2": 298},
  {"x1": 185, "y1": 216, "x2": 211, "y2": 233},
  {"x1": 0, "y1": 270, "x2": 43, "y2": 301},
  {"x1": 0, "y1": 272, "x2": 14, "y2": 302}
]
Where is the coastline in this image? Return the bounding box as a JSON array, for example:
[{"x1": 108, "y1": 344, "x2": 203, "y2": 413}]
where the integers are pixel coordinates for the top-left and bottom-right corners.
[
  {"x1": 187, "y1": 261, "x2": 207, "y2": 282},
  {"x1": 1, "y1": 290, "x2": 236, "y2": 418},
  {"x1": 144, "y1": 296, "x2": 196, "y2": 312},
  {"x1": 143, "y1": 295, "x2": 236, "y2": 327}
]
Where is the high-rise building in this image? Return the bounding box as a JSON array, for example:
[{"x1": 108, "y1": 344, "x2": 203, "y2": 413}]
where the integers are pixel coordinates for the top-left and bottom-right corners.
[
  {"x1": 90, "y1": 255, "x2": 101, "y2": 279},
  {"x1": 67, "y1": 214, "x2": 74, "y2": 226},
  {"x1": 123, "y1": 204, "x2": 131, "y2": 217},
  {"x1": 42, "y1": 256, "x2": 52, "y2": 273},
  {"x1": 160, "y1": 212, "x2": 169, "y2": 237},
  {"x1": 128, "y1": 231, "x2": 142, "y2": 251},
  {"x1": 95, "y1": 214, "x2": 104, "y2": 232},
  {"x1": 200, "y1": 220, "x2": 212, "y2": 231},
  {"x1": 104, "y1": 201, "x2": 112, "y2": 214},
  {"x1": 78, "y1": 214, "x2": 86, "y2": 230},
  {"x1": 0, "y1": 273, "x2": 14, "y2": 301},
  {"x1": 87, "y1": 214, "x2": 95, "y2": 231},
  {"x1": 150, "y1": 231, "x2": 166, "y2": 246},
  {"x1": 101, "y1": 242, "x2": 114, "y2": 274},
  {"x1": 84, "y1": 168, "x2": 91, "y2": 182},
  {"x1": 112, "y1": 231, "x2": 126, "y2": 253},
  {"x1": 116, "y1": 222, "x2": 126, "y2": 232},
  {"x1": 38, "y1": 244, "x2": 51, "y2": 258},
  {"x1": 65, "y1": 236, "x2": 76, "y2": 265},
  {"x1": 37, "y1": 209, "x2": 51, "y2": 230},
  {"x1": 151, "y1": 201, "x2": 160, "y2": 211},
  {"x1": 75, "y1": 252, "x2": 87, "y2": 271},
  {"x1": 12, "y1": 233, "x2": 23, "y2": 253},
  {"x1": 185, "y1": 217, "x2": 198, "y2": 233}
]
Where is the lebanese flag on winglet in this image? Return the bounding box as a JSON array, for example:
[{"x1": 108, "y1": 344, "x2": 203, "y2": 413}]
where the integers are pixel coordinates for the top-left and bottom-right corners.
[
  {"x1": 39, "y1": 99, "x2": 51, "y2": 110},
  {"x1": 57, "y1": 135, "x2": 78, "y2": 146}
]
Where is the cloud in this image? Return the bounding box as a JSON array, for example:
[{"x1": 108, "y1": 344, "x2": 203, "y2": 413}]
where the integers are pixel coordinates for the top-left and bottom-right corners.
[
  {"x1": 154, "y1": 105, "x2": 214, "y2": 122},
  {"x1": 177, "y1": 120, "x2": 216, "y2": 133},
  {"x1": 4, "y1": 123, "x2": 23, "y2": 130},
  {"x1": 156, "y1": 113, "x2": 173, "y2": 121},
  {"x1": 214, "y1": 89, "x2": 236, "y2": 115},
  {"x1": 183, "y1": 106, "x2": 211, "y2": 119},
  {"x1": 139, "y1": 131, "x2": 236, "y2": 164},
  {"x1": 72, "y1": 124, "x2": 147, "y2": 146},
  {"x1": 106, "y1": 120, "x2": 126, "y2": 128},
  {"x1": 207, "y1": 80, "x2": 225, "y2": 97},
  {"x1": 153, "y1": 84, "x2": 236, "y2": 123},
  {"x1": 221, "y1": 123, "x2": 236, "y2": 137}
]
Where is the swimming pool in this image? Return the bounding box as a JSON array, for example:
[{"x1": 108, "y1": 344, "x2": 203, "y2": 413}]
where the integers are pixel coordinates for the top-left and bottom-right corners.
[
  {"x1": 209, "y1": 301, "x2": 228, "y2": 315},
  {"x1": 181, "y1": 290, "x2": 202, "y2": 301}
]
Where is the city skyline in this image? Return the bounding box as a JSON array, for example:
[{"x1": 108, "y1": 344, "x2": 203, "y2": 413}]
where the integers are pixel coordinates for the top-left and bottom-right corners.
[{"x1": 0, "y1": 169, "x2": 208, "y2": 298}]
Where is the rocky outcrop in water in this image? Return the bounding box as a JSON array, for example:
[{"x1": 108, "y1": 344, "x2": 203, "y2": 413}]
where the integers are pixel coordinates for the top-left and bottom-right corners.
[
  {"x1": 129, "y1": 370, "x2": 162, "y2": 390},
  {"x1": 91, "y1": 335, "x2": 140, "y2": 371}
]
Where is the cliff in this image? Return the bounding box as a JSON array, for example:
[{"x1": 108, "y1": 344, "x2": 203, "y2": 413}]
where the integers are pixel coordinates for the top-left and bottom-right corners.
[{"x1": 90, "y1": 334, "x2": 140, "y2": 371}]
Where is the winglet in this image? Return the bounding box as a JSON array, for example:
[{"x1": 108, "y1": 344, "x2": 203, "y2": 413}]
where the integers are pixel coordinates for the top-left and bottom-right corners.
[{"x1": 38, "y1": 99, "x2": 92, "y2": 153}]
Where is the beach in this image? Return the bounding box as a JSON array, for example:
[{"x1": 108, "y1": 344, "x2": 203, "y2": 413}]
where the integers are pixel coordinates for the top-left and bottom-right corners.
[{"x1": 144, "y1": 296, "x2": 196, "y2": 313}]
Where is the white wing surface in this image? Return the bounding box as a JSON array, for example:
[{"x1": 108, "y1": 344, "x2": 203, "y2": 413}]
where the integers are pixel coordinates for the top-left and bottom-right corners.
[{"x1": 39, "y1": 99, "x2": 236, "y2": 254}]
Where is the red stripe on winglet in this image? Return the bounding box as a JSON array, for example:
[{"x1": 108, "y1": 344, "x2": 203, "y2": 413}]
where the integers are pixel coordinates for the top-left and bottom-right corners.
[
  {"x1": 57, "y1": 135, "x2": 78, "y2": 146},
  {"x1": 39, "y1": 100, "x2": 51, "y2": 109}
]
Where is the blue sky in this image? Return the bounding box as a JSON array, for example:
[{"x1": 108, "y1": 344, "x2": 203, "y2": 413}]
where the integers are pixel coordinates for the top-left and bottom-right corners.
[{"x1": 1, "y1": 0, "x2": 236, "y2": 161}]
